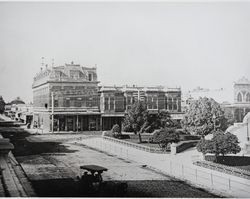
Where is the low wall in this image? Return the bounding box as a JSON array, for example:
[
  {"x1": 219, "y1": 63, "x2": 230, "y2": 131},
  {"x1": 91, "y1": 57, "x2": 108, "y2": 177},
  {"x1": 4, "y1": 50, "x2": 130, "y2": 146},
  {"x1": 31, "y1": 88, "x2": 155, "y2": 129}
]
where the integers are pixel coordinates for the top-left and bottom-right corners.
[
  {"x1": 103, "y1": 135, "x2": 167, "y2": 153},
  {"x1": 80, "y1": 137, "x2": 250, "y2": 198}
]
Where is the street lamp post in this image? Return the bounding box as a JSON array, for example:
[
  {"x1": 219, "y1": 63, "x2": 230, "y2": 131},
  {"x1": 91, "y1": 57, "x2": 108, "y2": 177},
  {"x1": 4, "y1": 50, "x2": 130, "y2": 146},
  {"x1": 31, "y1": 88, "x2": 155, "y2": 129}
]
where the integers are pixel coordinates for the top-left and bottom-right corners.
[
  {"x1": 51, "y1": 92, "x2": 54, "y2": 133},
  {"x1": 247, "y1": 121, "x2": 249, "y2": 142}
]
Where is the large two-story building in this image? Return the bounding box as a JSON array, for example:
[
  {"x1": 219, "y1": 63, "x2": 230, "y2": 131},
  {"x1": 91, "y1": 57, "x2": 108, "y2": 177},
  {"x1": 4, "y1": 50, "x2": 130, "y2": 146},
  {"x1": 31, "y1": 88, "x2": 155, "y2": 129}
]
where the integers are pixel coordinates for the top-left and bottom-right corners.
[
  {"x1": 99, "y1": 85, "x2": 182, "y2": 130},
  {"x1": 32, "y1": 62, "x2": 183, "y2": 132},
  {"x1": 32, "y1": 62, "x2": 100, "y2": 132}
]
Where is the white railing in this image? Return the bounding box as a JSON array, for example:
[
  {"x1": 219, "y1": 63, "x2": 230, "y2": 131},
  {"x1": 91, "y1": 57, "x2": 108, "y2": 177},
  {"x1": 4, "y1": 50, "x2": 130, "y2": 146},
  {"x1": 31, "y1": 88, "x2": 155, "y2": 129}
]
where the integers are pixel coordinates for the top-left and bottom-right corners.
[
  {"x1": 80, "y1": 137, "x2": 250, "y2": 198},
  {"x1": 102, "y1": 136, "x2": 169, "y2": 153}
]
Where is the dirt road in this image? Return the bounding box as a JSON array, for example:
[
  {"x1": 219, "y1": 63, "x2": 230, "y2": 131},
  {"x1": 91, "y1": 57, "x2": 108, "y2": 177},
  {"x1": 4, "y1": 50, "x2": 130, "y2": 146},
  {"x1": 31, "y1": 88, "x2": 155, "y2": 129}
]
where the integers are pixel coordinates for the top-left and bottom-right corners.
[{"x1": 1, "y1": 125, "x2": 219, "y2": 197}]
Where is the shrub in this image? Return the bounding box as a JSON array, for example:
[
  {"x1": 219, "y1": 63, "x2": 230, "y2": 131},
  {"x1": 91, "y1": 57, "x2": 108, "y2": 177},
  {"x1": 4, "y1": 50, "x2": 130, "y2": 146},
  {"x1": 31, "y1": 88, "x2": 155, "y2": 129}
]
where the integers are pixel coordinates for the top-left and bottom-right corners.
[
  {"x1": 196, "y1": 130, "x2": 241, "y2": 162},
  {"x1": 149, "y1": 128, "x2": 179, "y2": 143},
  {"x1": 111, "y1": 124, "x2": 121, "y2": 139},
  {"x1": 205, "y1": 155, "x2": 250, "y2": 166},
  {"x1": 148, "y1": 128, "x2": 180, "y2": 151}
]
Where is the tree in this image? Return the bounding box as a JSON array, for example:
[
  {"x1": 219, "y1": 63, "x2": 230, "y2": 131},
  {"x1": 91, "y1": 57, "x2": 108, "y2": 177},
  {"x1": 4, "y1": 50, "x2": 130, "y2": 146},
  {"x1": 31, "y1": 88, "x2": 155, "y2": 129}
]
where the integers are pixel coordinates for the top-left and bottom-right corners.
[
  {"x1": 145, "y1": 110, "x2": 176, "y2": 133},
  {"x1": 181, "y1": 97, "x2": 229, "y2": 136},
  {"x1": 196, "y1": 130, "x2": 241, "y2": 162},
  {"x1": 0, "y1": 96, "x2": 5, "y2": 114},
  {"x1": 122, "y1": 101, "x2": 148, "y2": 143}
]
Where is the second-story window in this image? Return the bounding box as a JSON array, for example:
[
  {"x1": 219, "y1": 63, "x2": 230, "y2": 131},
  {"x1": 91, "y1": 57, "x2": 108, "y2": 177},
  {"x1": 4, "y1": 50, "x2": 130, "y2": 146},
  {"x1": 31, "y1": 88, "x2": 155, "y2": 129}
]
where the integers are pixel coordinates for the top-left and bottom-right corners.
[
  {"x1": 173, "y1": 98, "x2": 177, "y2": 110},
  {"x1": 104, "y1": 97, "x2": 109, "y2": 110},
  {"x1": 246, "y1": 93, "x2": 250, "y2": 102},
  {"x1": 153, "y1": 96, "x2": 158, "y2": 109},
  {"x1": 115, "y1": 96, "x2": 124, "y2": 112},
  {"x1": 110, "y1": 97, "x2": 114, "y2": 110},
  {"x1": 75, "y1": 98, "x2": 81, "y2": 107},
  {"x1": 54, "y1": 99, "x2": 58, "y2": 107},
  {"x1": 147, "y1": 96, "x2": 153, "y2": 109},
  {"x1": 168, "y1": 97, "x2": 173, "y2": 110},
  {"x1": 65, "y1": 99, "x2": 70, "y2": 107},
  {"x1": 237, "y1": 92, "x2": 243, "y2": 102},
  {"x1": 87, "y1": 97, "x2": 93, "y2": 107}
]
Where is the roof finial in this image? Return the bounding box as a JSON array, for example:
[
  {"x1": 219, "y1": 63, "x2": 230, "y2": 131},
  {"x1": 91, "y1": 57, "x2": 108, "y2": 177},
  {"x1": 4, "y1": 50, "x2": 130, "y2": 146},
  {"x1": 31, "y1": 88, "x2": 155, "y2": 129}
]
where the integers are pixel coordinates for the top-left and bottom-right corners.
[{"x1": 41, "y1": 57, "x2": 45, "y2": 67}]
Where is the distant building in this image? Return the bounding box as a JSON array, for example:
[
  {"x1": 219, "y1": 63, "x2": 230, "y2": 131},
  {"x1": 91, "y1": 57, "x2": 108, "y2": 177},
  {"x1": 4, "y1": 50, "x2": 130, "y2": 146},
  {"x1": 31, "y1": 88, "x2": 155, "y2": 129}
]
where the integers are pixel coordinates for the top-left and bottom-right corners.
[
  {"x1": 32, "y1": 62, "x2": 183, "y2": 132},
  {"x1": 0, "y1": 95, "x2": 5, "y2": 114},
  {"x1": 183, "y1": 77, "x2": 250, "y2": 122},
  {"x1": 10, "y1": 97, "x2": 25, "y2": 105},
  {"x1": 224, "y1": 77, "x2": 250, "y2": 122},
  {"x1": 15, "y1": 103, "x2": 33, "y2": 124},
  {"x1": 4, "y1": 97, "x2": 26, "y2": 119}
]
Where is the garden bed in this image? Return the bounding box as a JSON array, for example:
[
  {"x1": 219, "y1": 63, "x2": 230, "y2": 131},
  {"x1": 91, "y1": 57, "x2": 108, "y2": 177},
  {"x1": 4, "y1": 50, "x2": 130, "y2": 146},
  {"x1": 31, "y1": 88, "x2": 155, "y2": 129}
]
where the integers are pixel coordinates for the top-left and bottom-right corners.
[
  {"x1": 194, "y1": 160, "x2": 250, "y2": 180},
  {"x1": 205, "y1": 155, "x2": 250, "y2": 167}
]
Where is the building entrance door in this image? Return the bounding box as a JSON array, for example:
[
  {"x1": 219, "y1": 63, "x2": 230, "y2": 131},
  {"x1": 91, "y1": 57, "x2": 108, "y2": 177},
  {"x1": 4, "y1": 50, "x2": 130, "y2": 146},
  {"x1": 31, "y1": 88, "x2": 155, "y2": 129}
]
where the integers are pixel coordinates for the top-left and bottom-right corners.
[
  {"x1": 81, "y1": 116, "x2": 88, "y2": 131},
  {"x1": 67, "y1": 117, "x2": 74, "y2": 131},
  {"x1": 89, "y1": 116, "x2": 97, "y2": 131}
]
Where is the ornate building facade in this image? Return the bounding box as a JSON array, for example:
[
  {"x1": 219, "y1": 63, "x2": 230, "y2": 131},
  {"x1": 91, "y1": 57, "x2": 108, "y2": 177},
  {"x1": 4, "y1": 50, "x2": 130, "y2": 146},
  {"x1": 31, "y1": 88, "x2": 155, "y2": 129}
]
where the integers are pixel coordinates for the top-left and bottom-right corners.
[
  {"x1": 99, "y1": 85, "x2": 182, "y2": 130},
  {"x1": 32, "y1": 62, "x2": 183, "y2": 132},
  {"x1": 223, "y1": 77, "x2": 250, "y2": 122},
  {"x1": 32, "y1": 62, "x2": 100, "y2": 132}
]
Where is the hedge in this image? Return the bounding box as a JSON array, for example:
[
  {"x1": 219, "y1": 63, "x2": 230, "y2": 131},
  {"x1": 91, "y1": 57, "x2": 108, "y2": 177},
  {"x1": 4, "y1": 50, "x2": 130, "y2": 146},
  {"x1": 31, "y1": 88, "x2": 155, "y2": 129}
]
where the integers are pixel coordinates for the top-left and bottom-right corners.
[{"x1": 205, "y1": 155, "x2": 250, "y2": 166}]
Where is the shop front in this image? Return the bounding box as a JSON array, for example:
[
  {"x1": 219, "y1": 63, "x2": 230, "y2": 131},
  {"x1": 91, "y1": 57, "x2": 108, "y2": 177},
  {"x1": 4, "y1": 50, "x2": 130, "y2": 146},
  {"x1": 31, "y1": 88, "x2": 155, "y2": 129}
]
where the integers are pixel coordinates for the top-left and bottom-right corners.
[{"x1": 52, "y1": 114, "x2": 101, "y2": 132}]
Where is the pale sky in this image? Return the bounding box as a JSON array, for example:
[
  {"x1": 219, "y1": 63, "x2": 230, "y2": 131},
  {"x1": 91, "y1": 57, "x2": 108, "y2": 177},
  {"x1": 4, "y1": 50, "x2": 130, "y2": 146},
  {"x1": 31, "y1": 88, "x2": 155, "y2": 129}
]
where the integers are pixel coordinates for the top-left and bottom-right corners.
[{"x1": 0, "y1": 1, "x2": 250, "y2": 103}]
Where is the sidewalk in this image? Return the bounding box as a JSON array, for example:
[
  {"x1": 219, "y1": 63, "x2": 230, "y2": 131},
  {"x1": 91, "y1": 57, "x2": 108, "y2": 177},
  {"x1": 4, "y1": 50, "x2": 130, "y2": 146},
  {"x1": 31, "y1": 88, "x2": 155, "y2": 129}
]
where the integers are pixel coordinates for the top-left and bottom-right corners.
[{"x1": 0, "y1": 117, "x2": 36, "y2": 197}]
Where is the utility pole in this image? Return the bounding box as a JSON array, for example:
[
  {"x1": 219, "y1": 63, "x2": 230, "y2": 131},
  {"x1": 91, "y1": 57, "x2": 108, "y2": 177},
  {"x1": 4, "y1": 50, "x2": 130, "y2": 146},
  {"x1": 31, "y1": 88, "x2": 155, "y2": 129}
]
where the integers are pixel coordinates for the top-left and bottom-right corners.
[
  {"x1": 138, "y1": 88, "x2": 140, "y2": 101},
  {"x1": 247, "y1": 120, "x2": 249, "y2": 141},
  {"x1": 51, "y1": 92, "x2": 54, "y2": 133}
]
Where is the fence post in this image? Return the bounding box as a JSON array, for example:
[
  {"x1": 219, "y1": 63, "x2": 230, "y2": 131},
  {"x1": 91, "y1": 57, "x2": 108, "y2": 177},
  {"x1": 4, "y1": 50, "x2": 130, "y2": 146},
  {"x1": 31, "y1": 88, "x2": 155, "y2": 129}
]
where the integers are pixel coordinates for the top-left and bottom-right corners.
[
  {"x1": 195, "y1": 169, "x2": 197, "y2": 182},
  {"x1": 170, "y1": 161, "x2": 172, "y2": 174},
  {"x1": 127, "y1": 149, "x2": 128, "y2": 159},
  {"x1": 228, "y1": 178, "x2": 231, "y2": 190},
  {"x1": 182, "y1": 164, "x2": 184, "y2": 178},
  {"x1": 211, "y1": 173, "x2": 213, "y2": 186}
]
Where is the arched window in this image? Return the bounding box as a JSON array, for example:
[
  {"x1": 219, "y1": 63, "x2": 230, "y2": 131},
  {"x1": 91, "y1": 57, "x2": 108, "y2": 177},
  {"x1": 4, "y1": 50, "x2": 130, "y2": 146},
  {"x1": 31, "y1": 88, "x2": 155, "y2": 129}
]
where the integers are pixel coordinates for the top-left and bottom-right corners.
[
  {"x1": 246, "y1": 93, "x2": 250, "y2": 102},
  {"x1": 237, "y1": 92, "x2": 243, "y2": 102}
]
